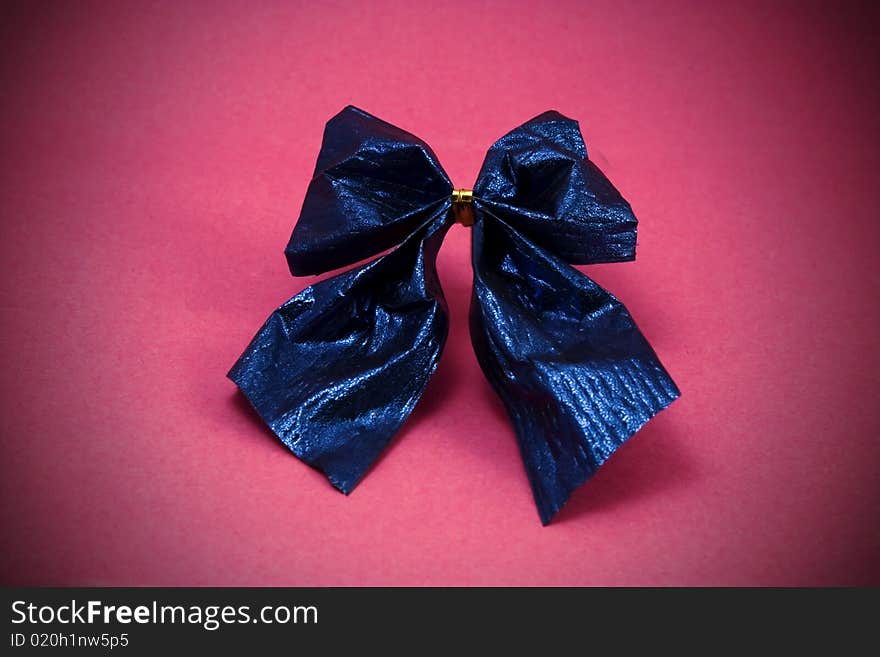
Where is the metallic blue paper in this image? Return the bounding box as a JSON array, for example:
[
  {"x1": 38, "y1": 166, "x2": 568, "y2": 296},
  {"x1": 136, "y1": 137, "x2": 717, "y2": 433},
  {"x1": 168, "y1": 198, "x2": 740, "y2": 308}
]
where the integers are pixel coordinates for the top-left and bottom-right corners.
[
  {"x1": 470, "y1": 209, "x2": 679, "y2": 524},
  {"x1": 284, "y1": 106, "x2": 452, "y2": 276},
  {"x1": 474, "y1": 111, "x2": 638, "y2": 264},
  {"x1": 229, "y1": 105, "x2": 679, "y2": 523}
]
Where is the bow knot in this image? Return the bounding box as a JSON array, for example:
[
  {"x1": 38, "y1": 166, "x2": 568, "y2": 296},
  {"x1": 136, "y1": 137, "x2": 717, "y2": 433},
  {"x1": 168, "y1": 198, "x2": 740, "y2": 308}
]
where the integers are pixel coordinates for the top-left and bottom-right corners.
[
  {"x1": 451, "y1": 188, "x2": 475, "y2": 226},
  {"x1": 229, "y1": 105, "x2": 679, "y2": 524}
]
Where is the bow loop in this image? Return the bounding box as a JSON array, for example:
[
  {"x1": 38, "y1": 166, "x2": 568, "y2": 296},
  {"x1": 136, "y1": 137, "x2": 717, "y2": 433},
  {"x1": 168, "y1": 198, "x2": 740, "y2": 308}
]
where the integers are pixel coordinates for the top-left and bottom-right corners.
[
  {"x1": 285, "y1": 106, "x2": 452, "y2": 276},
  {"x1": 474, "y1": 111, "x2": 637, "y2": 264}
]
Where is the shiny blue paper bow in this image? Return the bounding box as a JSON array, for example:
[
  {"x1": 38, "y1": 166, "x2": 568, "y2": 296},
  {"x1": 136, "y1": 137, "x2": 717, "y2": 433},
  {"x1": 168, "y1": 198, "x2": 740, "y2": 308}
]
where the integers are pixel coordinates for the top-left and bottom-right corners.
[{"x1": 229, "y1": 106, "x2": 679, "y2": 524}]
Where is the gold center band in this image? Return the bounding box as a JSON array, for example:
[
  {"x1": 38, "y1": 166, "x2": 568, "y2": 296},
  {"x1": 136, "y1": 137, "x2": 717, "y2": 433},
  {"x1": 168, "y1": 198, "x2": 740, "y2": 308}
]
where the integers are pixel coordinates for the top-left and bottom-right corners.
[{"x1": 451, "y1": 188, "x2": 475, "y2": 226}]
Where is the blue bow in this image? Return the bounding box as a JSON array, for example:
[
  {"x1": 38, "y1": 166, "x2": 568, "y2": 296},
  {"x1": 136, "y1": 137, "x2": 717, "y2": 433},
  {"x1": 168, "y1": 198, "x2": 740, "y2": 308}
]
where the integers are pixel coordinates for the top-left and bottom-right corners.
[{"x1": 229, "y1": 106, "x2": 679, "y2": 524}]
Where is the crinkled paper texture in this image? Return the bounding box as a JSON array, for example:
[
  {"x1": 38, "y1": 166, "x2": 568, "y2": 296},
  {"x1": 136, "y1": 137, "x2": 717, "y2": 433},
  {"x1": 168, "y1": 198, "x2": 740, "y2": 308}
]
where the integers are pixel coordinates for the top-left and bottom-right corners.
[{"x1": 230, "y1": 106, "x2": 680, "y2": 523}]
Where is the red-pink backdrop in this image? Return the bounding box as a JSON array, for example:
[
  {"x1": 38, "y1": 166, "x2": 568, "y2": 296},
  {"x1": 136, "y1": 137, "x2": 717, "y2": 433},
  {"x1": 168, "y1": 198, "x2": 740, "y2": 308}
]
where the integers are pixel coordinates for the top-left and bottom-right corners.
[{"x1": 1, "y1": 1, "x2": 877, "y2": 586}]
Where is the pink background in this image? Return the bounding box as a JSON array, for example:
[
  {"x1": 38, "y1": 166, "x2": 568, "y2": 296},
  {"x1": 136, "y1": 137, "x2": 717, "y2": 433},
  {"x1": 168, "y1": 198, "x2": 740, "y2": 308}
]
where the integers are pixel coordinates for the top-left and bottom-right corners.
[{"x1": 1, "y1": 1, "x2": 878, "y2": 586}]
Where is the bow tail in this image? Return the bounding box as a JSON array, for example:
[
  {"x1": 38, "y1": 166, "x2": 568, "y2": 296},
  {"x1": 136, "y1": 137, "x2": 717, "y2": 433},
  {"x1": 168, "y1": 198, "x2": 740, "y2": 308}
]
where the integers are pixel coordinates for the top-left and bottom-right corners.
[
  {"x1": 470, "y1": 215, "x2": 680, "y2": 524},
  {"x1": 229, "y1": 210, "x2": 452, "y2": 493}
]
